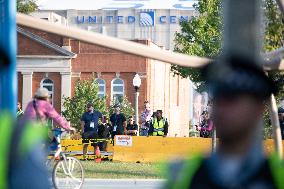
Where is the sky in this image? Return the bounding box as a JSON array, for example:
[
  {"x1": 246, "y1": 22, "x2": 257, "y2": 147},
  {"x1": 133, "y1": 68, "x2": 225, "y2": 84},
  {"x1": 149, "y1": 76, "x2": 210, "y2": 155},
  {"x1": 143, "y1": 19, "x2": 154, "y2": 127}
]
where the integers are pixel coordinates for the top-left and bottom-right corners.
[{"x1": 37, "y1": 0, "x2": 197, "y2": 10}]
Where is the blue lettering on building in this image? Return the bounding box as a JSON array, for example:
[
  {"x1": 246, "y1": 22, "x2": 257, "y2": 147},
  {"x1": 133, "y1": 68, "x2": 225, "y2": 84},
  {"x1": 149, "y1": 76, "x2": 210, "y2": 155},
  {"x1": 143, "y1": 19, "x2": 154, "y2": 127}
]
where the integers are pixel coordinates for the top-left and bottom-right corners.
[
  {"x1": 117, "y1": 16, "x2": 124, "y2": 23},
  {"x1": 180, "y1": 16, "x2": 189, "y2": 22},
  {"x1": 106, "y1": 16, "x2": 114, "y2": 23},
  {"x1": 76, "y1": 16, "x2": 85, "y2": 23},
  {"x1": 88, "y1": 16, "x2": 96, "y2": 23},
  {"x1": 76, "y1": 14, "x2": 191, "y2": 25},
  {"x1": 128, "y1": 16, "x2": 135, "y2": 23},
  {"x1": 170, "y1": 16, "x2": 177, "y2": 23},
  {"x1": 159, "y1": 16, "x2": 166, "y2": 24}
]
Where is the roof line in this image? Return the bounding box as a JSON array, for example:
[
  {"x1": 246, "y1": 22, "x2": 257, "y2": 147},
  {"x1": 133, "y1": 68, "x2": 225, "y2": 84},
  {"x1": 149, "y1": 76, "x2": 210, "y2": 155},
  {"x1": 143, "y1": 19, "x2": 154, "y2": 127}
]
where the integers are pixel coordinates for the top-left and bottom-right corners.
[{"x1": 17, "y1": 26, "x2": 77, "y2": 58}]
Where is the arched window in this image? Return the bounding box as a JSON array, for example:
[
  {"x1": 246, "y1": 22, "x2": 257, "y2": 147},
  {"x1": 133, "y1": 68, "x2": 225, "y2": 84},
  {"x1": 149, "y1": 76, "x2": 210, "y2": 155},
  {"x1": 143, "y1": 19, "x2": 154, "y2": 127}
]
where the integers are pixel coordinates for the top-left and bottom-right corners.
[
  {"x1": 40, "y1": 78, "x2": 54, "y2": 104},
  {"x1": 94, "y1": 78, "x2": 106, "y2": 98},
  {"x1": 111, "y1": 78, "x2": 124, "y2": 103}
]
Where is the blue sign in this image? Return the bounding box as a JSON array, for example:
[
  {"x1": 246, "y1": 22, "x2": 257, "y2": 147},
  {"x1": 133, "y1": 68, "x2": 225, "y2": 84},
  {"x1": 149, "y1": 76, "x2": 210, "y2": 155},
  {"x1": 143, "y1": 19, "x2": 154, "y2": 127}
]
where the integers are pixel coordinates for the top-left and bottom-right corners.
[
  {"x1": 139, "y1": 11, "x2": 155, "y2": 26},
  {"x1": 76, "y1": 12, "x2": 190, "y2": 26}
]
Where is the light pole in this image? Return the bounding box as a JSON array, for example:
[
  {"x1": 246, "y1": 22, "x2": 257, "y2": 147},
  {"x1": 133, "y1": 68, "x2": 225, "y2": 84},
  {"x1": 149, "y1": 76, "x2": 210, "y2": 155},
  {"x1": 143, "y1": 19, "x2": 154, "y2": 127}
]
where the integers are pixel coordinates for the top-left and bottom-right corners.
[{"x1": 133, "y1": 74, "x2": 141, "y2": 136}]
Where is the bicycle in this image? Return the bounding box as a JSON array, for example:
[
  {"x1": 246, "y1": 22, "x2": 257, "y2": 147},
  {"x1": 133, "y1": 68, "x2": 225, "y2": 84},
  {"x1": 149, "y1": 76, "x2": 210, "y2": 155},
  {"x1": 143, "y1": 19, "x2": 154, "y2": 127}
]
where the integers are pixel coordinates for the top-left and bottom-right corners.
[{"x1": 46, "y1": 129, "x2": 85, "y2": 189}]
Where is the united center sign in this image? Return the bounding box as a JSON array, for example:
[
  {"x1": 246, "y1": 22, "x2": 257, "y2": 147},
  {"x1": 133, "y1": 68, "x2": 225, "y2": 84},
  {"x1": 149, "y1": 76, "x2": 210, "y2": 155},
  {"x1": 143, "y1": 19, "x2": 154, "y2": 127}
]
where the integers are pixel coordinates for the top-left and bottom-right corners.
[{"x1": 76, "y1": 11, "x2": 191, "y2": 26}]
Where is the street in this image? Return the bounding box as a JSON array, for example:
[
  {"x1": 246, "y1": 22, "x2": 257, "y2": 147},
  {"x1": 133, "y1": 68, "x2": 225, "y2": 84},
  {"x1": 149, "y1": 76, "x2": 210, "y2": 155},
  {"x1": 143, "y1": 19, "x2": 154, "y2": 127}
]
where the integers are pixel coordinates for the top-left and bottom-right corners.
[{"x1": 82, "y1": 179, "x2": 165, "y2": 189}]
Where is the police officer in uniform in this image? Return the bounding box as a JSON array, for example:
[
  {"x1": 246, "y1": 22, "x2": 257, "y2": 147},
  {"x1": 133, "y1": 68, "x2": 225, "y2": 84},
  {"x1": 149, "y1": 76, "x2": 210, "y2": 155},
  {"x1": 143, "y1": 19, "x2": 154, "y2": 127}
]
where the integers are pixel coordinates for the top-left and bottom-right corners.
[
  {"x1": 165, "y1": 57, "x2": 283, "y2": 189},
  {"x1": 149, "y1": 110, "x2": 168, "y2": 137}
]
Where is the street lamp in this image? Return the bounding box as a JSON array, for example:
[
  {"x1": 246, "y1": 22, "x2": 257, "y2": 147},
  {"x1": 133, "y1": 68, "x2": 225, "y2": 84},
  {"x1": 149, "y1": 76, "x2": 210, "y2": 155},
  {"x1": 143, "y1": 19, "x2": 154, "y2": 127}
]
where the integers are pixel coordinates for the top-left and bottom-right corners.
[{"x1": 133, "y1": 74, "x2": 141, "y2": 136}]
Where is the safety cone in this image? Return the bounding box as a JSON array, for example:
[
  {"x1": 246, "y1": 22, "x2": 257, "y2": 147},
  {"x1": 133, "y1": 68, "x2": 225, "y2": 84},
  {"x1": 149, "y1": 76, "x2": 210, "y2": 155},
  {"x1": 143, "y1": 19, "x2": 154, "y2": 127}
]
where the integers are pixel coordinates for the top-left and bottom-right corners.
[{"x1": 95, "y1": 146, "x2": 101, "y2": 163}]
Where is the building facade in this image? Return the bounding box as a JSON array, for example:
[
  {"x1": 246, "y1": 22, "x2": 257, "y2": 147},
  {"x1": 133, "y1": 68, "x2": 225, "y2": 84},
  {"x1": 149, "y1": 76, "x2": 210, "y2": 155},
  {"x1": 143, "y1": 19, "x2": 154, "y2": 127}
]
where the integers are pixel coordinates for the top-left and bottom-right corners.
[
  {"x1": 17, "y1": 26, "x2": 190, "y2": 137},
  {"x1": 36, "y1": 9, "x2": 197, "y2": 50}
]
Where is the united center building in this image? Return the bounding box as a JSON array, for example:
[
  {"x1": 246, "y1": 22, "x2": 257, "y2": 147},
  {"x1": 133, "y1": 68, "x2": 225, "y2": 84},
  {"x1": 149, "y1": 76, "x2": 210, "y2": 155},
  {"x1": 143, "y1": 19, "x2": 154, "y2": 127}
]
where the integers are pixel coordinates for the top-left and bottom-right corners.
[{"x1": 36, "y1": 9, "x2": 197, "y2": 50}]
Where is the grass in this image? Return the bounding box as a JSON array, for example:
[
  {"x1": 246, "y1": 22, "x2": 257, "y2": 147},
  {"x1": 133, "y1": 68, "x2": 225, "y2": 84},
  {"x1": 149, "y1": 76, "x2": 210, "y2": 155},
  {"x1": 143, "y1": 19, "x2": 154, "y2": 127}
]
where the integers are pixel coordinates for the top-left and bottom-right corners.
[{"x1": 81, "y1": 161, "x2": 165, "y2": 179}]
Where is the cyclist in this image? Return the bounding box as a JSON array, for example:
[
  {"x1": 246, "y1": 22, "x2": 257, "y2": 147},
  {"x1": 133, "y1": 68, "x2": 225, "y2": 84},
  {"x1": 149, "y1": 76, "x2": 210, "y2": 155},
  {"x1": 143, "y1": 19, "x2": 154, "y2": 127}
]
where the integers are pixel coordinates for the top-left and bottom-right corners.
[
  {"x1": 23, "y1": 87, "x2": 75, "y2": 151},
  {"x1": 23, "y1": 87, "x2": 75, "y2": 132}
]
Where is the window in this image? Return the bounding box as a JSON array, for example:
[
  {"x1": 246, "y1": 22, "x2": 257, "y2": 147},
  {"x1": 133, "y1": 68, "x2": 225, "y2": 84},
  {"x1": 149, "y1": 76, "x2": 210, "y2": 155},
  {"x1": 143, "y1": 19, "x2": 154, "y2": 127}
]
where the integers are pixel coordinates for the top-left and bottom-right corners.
[
  {"x1": 40, "y1": 78, "x2": 54, "y2": 104},
  {"x1": 111, "y1": 78, "x2": 124, "y2": 103},
  {"x1": 94, "y1": 78, "x2": 106, "y2": 98}
]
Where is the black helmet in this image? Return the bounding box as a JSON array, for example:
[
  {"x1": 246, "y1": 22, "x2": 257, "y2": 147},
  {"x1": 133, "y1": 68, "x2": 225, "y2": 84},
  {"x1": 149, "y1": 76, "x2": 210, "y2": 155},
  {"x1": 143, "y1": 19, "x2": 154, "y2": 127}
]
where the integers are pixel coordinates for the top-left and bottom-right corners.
[
  {"x1": 278, "y1": 107, "x2": 284, "y2": 114},
  {"x1": 201, "y1": 56, "x2": 277, "y2": 99}
]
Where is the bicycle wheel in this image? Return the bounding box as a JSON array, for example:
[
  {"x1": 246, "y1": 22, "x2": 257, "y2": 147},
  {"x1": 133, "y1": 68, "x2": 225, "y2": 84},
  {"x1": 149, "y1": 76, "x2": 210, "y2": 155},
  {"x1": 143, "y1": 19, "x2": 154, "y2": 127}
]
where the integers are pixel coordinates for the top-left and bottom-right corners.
[{"x1": 52, "y1": 157, "x2": 84, "y2": 189}]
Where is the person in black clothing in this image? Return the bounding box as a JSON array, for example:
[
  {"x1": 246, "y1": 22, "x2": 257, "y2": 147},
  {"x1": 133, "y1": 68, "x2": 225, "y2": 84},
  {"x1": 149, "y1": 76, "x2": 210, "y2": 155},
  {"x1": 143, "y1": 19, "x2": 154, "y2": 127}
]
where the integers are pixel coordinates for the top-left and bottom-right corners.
[
  {"x1": 80, "y1": 102, "x2": 102, "y2": 159},
  {"x1": 98, "y1": 116, "x2": 112, "y2": 151},
  {"x1": 110, "y1": 104, "x2": 127, "y2": 140},
  {"x1": 278, "y1": 107, "x2": 284, "y2": 139},
  {"x1": 165, "y1": 57, "x2": 281, "y2": 189},
  {"x1": 126, "y1": 116, "x2": 138, "y2": 136}
]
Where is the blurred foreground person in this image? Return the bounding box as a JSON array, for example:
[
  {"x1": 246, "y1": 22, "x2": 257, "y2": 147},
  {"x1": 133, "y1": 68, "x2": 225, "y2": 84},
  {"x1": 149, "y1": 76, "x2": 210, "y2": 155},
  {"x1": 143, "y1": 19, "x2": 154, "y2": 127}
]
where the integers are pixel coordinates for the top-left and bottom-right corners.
[
  {"x1": 165, "y1": 57, "x2": 283, "y2": 189},
  {"x1": 23, "y1": 87, "x2": 75, "y2": 132},
  {"x1": 0, "y1": 48, "x2": 50, "y2": 188},
  {"x1": 16, "y1": 102, "x2": 24, "y2": 118}
]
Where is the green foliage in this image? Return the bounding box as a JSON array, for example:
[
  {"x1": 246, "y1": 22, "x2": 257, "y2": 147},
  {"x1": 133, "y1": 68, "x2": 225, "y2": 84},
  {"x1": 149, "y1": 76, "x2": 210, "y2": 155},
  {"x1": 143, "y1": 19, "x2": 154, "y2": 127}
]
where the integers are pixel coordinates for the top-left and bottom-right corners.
[
  {"x1": 109, "y1": 96, "x2": 134, "y2": 119},
  {"x1": 264, "y1": 0, "x2": 284, "y2": 51},
  {"x1": 174, "y1": 0, "x2": 284, "y2": 138},
  {"x1": 17, "y1": 0, "x2": 38, "y2": 14},
  {"x1": 62, "y1": 79, "x2": 107, "y2": 130},
  {"x1": 172, "y1": 0, "x2": 222, "y2": 90}
]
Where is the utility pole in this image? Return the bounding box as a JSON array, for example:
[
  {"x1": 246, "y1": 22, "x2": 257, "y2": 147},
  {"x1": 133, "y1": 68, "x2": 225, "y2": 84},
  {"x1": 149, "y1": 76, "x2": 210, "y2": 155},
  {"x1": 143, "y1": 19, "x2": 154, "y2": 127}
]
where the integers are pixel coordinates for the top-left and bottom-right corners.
[{"x1": 0, "y1": 0, "x2": 17, "y2": 116}]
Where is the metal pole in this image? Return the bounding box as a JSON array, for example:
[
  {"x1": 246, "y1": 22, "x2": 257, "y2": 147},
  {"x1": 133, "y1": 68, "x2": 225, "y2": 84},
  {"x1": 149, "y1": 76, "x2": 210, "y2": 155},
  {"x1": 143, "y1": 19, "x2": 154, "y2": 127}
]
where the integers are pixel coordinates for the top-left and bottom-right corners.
[
  {"x1": 211, "y1": 127, "x2": 217, "y2": 153},
  {"x1": 135, "y1": 91, "x2": 139, "y2": 136},
  {"x1": 276, "y1": 0, "x2": 284, "y2": 16},
  {"x1": 222, "y1": 0, "x2": 261, "y2": 64},
  {"x1": 0, "y1": 0, "x2": 17, "y2": 116},
  {"x1": 269, "y1": 94, "x2": 283, "y2": 159}
]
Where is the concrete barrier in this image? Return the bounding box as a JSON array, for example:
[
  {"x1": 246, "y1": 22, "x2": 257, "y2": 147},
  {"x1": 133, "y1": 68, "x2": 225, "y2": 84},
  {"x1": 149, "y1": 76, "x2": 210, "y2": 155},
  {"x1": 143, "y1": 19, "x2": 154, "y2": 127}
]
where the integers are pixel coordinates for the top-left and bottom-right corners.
[
  {"x1": 60, "y1": 139, "x2": 114, "y2": 160},
  {"x1": 61, "y1": 137, "x2": 284, "y2": 162}
]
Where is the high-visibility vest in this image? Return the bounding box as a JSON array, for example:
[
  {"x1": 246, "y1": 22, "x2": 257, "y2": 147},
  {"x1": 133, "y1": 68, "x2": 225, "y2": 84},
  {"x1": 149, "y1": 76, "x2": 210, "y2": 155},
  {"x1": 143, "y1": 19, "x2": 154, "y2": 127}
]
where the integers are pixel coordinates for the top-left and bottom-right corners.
[
  {"x1": 152, "y1": 117, "x2": 166, "y2": 136},
  {"x1": 0, "y1": 112, "x2": 47, "y2": 189},
  {"x1": 166, "y1": 154, "x2": 284, "y2": 189}
]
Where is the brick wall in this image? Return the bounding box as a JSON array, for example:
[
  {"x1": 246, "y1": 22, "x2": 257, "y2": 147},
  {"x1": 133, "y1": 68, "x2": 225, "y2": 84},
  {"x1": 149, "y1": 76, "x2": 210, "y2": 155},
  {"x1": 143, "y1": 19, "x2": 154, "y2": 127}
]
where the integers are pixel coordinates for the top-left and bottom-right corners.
[
  {"x1": 71, "y1": 41, "x2": 147, "y2": 73},
  {"x1": 18, "y1": 32, "x2": 62, "y2": 56}
]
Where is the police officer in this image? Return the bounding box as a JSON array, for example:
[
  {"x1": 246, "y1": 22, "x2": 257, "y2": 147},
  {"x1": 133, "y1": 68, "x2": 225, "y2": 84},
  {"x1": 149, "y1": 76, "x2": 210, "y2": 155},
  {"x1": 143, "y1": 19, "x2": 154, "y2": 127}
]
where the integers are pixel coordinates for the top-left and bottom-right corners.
[
  {"x1": 165, "y1": 57, "x2": 283, "y2": 189},
  {"x1": 149, "y1": 110, "x2": 168, "y2": 137}
]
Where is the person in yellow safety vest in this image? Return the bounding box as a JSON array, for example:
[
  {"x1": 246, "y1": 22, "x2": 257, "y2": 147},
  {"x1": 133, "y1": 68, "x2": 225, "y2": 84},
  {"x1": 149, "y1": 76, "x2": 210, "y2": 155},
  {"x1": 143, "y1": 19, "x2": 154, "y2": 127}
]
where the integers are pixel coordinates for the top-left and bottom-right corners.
[
  {"x1": 0, "y1": 112, "x2": 50, "y2": 189},
  {"x1": 164, "y1": 57, "x2": 284, "y2": 189},
  {"x1": 149, "y1": 110, "x2": 168, "y2": 137}
]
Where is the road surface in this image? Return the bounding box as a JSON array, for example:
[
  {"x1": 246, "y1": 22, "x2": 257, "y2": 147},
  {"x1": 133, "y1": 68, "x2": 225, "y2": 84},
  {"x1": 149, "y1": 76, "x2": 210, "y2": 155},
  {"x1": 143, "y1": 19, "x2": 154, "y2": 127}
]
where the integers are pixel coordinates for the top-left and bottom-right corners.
[{"x1": 82, "y1": 179, "x2": 165, "y2": 189}]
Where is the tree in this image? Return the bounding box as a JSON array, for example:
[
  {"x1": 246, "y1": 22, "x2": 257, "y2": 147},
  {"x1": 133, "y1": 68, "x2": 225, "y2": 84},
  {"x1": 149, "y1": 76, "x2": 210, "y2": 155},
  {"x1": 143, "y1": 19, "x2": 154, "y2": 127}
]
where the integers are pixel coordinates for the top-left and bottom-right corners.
[
  {"x1": 172, "y1": 0, "x2": 222, "y2": 90},
  {"x1": 17, "y1": 0, "x2": 38, "y2": 14},
  {"x1": 174, "y1": 0, "x2": 284, "y2": 138},
  {"x1": 62, "y1": 79, "x2": 108, "y2": 131},
  {"x1": 109, "y1": 96, "x2": 135, "y2": 120}
]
